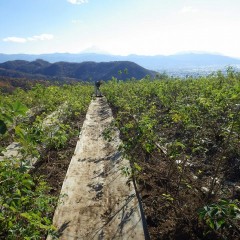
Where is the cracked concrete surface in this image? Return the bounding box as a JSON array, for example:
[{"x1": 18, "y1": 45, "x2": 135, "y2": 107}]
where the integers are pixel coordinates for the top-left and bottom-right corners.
[{"x1": 48, "y1": 97, "x2": 144, "y2": 240}]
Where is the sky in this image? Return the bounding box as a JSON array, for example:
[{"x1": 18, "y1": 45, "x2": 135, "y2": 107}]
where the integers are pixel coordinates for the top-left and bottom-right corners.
[{"x1": 1, "y1": 0, "x2": 240, "y2": 58}]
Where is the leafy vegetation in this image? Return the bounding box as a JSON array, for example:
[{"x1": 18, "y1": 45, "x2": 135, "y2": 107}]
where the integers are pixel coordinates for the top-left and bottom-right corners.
[
  {"x1": 1, "y1": 68, "x2": 240, "y2": 239},
  {"x1": 198, "y1": 199, "x2": 240, "y2": 234},
  {"x1": 0, "y1": 83, "x2": 93, "y2": 239},
  {"x1": 0, "y1": 159, "x2": 57, "y2": 239},
  {"x1": 102, "y1": 69, "x2": 240, "y2": 239}
]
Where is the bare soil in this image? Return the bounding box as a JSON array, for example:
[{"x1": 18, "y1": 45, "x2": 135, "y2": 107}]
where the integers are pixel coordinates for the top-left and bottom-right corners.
[{"x1": 108, "y1": 105, "x2": 240, "y2": 240}]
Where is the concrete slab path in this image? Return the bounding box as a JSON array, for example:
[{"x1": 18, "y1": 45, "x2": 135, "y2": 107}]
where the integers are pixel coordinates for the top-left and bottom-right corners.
[{"x1": 48, "y1": 97, "x2": 145, "y2": 240}]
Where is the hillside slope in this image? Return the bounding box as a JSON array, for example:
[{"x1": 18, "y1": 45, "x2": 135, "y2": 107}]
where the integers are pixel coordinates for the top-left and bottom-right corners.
[{"x1": 0, "y1": 60, "x2": 156, "y2": 81}]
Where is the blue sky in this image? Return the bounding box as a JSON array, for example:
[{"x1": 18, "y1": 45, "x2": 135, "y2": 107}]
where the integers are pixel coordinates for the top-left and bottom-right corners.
[{"x1": 1, "y1": 0, "x2": 240, "y2": 57}]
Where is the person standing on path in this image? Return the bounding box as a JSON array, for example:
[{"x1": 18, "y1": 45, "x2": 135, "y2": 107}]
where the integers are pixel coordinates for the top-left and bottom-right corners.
[{"x1": 95, "y1": 80, "x2": 103, "y2": 97}]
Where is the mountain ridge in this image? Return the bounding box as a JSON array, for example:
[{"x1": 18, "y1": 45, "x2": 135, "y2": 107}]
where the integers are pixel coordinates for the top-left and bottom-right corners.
[
  {"x1": 0, "y1": 60, "x2": 156, "y2": 82},
  {"x1": 0, "y1": 52, "x2": 240, "y2": 70}
]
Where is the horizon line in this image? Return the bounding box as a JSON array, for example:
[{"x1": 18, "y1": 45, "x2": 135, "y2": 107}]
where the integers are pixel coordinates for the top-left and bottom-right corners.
[{"x1": 0, "y1": 51, "x2": 240, "y2": 59}]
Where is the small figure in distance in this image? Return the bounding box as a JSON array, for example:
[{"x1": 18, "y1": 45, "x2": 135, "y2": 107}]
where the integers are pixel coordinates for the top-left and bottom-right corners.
[{"x1": 95, "y1": 80, "x2": 103, "y2": 97}]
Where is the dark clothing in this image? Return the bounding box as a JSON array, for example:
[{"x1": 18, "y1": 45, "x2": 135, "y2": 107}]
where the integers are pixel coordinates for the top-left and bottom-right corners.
[
  {"x1": 95, "y1": 81, "x2": 102, "y2": 97},
  {"x1": 95, "y1": 81, "x2": 101, "y2": 88}
]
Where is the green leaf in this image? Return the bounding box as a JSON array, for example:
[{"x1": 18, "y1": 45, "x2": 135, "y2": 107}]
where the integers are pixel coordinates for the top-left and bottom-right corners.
[
  {"x1": 121, "y1": 166, "x2": 131, "y2": 177},
  {"x1": 2, "y1": 113, "x2": 13, "y2": 123},
  {"x1": 16, "y1": 188, "x2": 21, "y2": 196},
  {"x1": 15, "y1": 125, "x2": 25, "y2": 140},
  {"x1": 216, "y1": 219, "x2": 225, "y2": 230},
  {"x1": 210, "y1": 208, "x2": 218, "y2": 217},
  {"x1": 22, "y1": 179, "x2": 34, "y2": 189},
  {"x1": 198, "y1": 209, "x2": 206, "y2": 219},
  {"x1": 175, "y1": 141, "x2": 186, "y2": 149},
  {"x1": 9, "y1": 206, "x2": 17, "y2": 213},
  {"x1": 8, "y1": 221, "x2": 13, "y2": 228},
  {"x1": 133, "y1": 162, "x2": 142, "y2": 172},
  {"x1": 206, "y1": 218, "x2": 215, "y2": 229},
  {"x1": 12, "y1": 101, "x2": 28, "y2": 116},
  {"x1": 21, "y1": 212, "x2": 32, "y2": 220}
]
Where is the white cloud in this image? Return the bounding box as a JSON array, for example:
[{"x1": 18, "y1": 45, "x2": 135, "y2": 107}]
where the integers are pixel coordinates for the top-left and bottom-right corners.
[
  {"x1": 3, "y1": 37, "x2": 27, "y2": 43},
  {"x1": 180, "y1": 6, "x2": 198, "y2": 14},
  {"x1": 67, "y1": 0, "x2": 88, "y2": 5},
  {"x1": 27, "y1": 34, "x2": 54, "y2": 41},
  {"x1": 3, "y1": 34, "x2": 54, "y2": 43}
]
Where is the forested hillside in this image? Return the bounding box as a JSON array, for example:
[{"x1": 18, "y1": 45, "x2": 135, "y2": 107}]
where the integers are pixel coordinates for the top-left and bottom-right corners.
[{"x1": 0, "y1": 60, "x2": 156, "y2": 82}]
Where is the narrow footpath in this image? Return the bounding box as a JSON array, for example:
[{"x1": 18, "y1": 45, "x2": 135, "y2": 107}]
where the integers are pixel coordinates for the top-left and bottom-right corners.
[{"x1": 48, "y1": 97, "x2": 145, "y2": 240}]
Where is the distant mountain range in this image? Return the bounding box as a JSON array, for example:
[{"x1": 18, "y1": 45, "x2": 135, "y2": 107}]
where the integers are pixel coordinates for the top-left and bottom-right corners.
[
  {"x1": 1, "y1": 52, "x2": 240, "y2": 71},
  {"x1": 0, "y1": 60, "x2": 156, "y2": 82}
]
